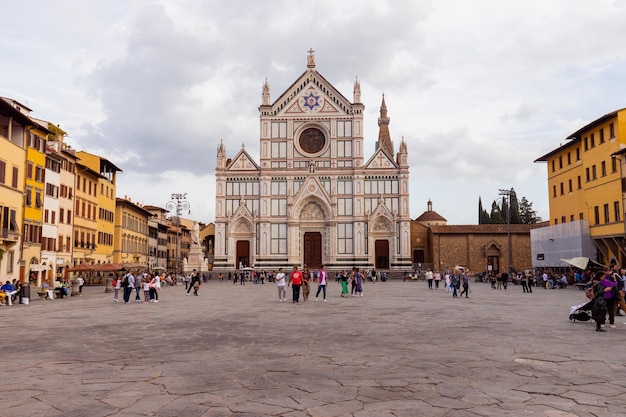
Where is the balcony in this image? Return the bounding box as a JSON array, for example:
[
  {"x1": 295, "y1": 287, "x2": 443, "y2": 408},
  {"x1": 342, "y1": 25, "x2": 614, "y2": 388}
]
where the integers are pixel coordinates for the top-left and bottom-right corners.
[{"x1": 0, "y1": 228, "x2": 20, "y2": 243}]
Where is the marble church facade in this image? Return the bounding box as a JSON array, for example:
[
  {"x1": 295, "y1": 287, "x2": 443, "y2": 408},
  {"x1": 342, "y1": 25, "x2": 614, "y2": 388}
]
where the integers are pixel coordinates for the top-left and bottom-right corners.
[{"x1": 213, "y1": 51, "x2": 412, "y2": 272}]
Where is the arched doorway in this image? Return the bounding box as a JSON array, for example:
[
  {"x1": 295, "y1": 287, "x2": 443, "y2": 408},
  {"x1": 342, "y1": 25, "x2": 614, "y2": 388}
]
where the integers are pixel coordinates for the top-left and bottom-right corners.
[
  {"x1": 485, "y1": 242, "x2": 502, "y2": 274},
  {"x1": 303, "y1": 232, "x2": 322, "y2": 270},
  {"x1": 236, "y1": 240, "x2": 250, "y2": 269},
  {"x1": 375, "y1": 240, "x2": 389, "y2": 269}
]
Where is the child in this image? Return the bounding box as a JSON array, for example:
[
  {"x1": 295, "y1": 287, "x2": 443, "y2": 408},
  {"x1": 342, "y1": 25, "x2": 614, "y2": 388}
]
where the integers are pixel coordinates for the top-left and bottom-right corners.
[{"x1": 143, "y1": 276, "x2": 150, "y2": 303}]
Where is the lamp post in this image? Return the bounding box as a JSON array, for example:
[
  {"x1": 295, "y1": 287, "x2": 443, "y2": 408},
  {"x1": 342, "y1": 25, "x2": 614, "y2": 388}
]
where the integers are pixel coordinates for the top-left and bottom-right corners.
[
  {"x1": 166, "y1": 193, "x2": 190, "y2": 280},
  {"x1": 499, "y1": 189, "x2": 512, "y2": 275}
]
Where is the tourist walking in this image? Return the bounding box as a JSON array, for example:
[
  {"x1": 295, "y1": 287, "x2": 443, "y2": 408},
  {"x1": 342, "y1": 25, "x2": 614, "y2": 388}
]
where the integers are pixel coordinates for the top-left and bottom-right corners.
[
  {"x1": 425, "y1": 268, "x2": 433, "y2": 290},
  {"x1": 353, "y1": 267, "x2": 364, "y2": 297},
  {"x1": 143, "y1": 276, "x2": 150, "y2": 303},
  {"x1": 113, "y1": 274, "x2": 121, "y2": 302},
  {"x1": 134, "y1": 270, "x2": 143, "y2": 302},
  {"x1": 591, "y1": 271, "x2": 608, "y2": 331},
  {"x1": 275, "y1": 267, "x2": 286, "y2": 302},
  {"x1": 287, "y1": 265, "x2": 303, "y2": 303},
  {"x1": 302, "y1": 267, "x2": 311, "y2": 301},
  {"x1": 187, "y1": 269, "x2": 200, "y2": 296},
  {"x1": 451, "y1": 270, "x2": 460, "y2": 298},
  {"x1": 601, "y1": 268, "x2": 618, "y2": 328},
  {"x1": 77, "y1": 274, "x2": 84, "y2": 296},
  {"x1": 149, "y1": 274, "x2": 160, "y2": 302},
  {"x1": 459, "y1": 270, "x2": 469, "y2": 298},
  {"x1": 315, "y1": 265, "x2": 328, "y2": 302},
  {"x1": 520, "y1": 273, "x2": 530, "y2": 293},
  {"x1": 434, "y1": 271, "x2": 441, "y2": 289},
  {"x1": 340, "y1": 270, "x2": 349, "y2": 297},
  {"x1": 444, "y1": 272, "x2": 451, "y2": 292},
  {"x1": 122, "y1": 271, "x2": 135, "y2": 303}
]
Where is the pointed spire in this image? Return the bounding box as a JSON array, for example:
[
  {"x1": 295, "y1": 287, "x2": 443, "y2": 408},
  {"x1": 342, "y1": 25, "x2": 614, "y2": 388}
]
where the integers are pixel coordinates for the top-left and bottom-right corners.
[
  {"x1": 216, "y1": 139, "x2": 227, "y2": 170},
  {"x1": 353, "y1": 76, "x2": 361, "y2": 103},
  {"x1": 380, "y1": 94, "x2": 388, "y2": 118},
  {"x1": 262, "y1": 78, "x2": 270, "y2": 106},
  {"x1": 377, "y1": 94, "x2": 394, "y2": 158}
]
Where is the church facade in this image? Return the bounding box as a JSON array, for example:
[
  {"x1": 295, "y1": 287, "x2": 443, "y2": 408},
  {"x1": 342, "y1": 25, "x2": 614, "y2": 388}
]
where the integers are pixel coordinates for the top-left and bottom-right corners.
[{"x1": 213, "y1": 51, "x2": 412, "y2": 272}]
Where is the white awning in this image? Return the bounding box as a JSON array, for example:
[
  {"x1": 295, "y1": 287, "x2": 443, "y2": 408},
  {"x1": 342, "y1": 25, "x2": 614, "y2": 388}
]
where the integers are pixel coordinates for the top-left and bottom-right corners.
[{"x1": 29, "y1": 264, "x2": 51, "y2": 271}]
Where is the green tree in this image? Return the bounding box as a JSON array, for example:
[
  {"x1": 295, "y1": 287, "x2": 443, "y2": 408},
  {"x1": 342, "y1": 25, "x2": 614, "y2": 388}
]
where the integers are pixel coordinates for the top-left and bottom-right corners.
[
  {"x1": 509, "y1": 188, "x2": 521, "y2": 224},
  {"x1": 478, "y1": 197, "x2": 491, "y2": 224},
  {"x1": 519, "y1": 197, "x2": 542, "y2": 224}
]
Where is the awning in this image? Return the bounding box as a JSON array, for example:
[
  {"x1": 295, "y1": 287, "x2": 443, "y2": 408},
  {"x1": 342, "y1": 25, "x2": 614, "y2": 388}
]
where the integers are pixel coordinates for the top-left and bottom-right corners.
[
  {"x1": 29, "y1": 264, "x2": 51, "y2": 271},
  {"x1": 92, "y1": 263, "x2": 124, "y2": 272},
  {"x1": 67, "y1": 264, "x2": 94, "y2": 272}
]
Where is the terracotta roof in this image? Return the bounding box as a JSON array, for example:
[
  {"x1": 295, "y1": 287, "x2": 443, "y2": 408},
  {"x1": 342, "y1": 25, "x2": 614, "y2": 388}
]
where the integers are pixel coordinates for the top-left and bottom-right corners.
[
  {"x1": 415, "y1": 210, "x2": 447, "y2": 222},
  {"x1": 430, "y1": 224, "x2": 534, "y2": 234}
]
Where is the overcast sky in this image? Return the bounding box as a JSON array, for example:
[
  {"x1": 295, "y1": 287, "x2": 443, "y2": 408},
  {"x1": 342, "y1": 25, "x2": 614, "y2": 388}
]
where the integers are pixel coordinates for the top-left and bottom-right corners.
[{"x1": 3, "y1": 0, "x2": 626, "y2": 225}]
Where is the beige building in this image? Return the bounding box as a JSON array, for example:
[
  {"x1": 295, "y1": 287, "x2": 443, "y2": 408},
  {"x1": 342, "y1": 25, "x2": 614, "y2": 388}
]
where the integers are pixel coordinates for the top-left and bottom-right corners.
[{"x1": 214, "y1": 51, "x2": 411, "y2": 272}]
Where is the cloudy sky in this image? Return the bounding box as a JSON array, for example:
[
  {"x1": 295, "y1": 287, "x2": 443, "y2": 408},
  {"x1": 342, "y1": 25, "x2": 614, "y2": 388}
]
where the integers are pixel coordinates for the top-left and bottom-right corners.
[{"x1": 3, "y1": 0, "x2": 626, "y2": 224}]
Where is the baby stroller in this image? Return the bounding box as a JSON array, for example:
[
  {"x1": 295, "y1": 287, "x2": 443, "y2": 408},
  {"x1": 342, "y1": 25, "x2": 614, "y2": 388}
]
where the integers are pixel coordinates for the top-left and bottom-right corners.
[{"x1": 569, "y1": 301, "x2": 593, "y2": 322}]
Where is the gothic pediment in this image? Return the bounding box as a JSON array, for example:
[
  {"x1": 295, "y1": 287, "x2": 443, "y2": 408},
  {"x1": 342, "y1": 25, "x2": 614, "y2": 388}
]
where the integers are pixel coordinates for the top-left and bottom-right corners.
[
  {"x1": 484, "y1": 240, "x2": 502, "y2": 256},
  {"x1": 364, "y1": 148, "x2": 398, "y2": 170},
  {"x1": 291, "y1": 177, "x2": 332, "y2": 220},
  {"x1": 226, "y1": 149, "x2": 260, "y2": 172},
  {"x1": 272, "y1": 70, "x2": 353, "y2": 117},
  {"x1": 369, "y1": 198, "x2": 394, "y2": 221},
  {"x1": 232, "y1": 201, "x2": 254, "y2": 222}
]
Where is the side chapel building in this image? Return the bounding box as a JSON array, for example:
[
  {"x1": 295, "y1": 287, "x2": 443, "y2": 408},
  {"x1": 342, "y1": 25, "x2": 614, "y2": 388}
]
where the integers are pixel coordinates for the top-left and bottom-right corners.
[{"x1": 213, "y1": 51, "x2": 412, "y2": 272}]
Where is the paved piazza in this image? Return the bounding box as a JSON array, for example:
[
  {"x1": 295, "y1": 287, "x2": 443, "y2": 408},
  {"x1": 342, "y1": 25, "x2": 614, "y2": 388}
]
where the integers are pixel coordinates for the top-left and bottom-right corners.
[{"x1": 3, "y1": 278, "x2": 626, "y2": 417}]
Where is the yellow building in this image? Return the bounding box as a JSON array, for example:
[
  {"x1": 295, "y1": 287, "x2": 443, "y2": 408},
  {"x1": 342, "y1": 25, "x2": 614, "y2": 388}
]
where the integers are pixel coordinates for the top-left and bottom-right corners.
[
  {"x1": 75, "y1": 151, "x2": 121, "y2": 265},
  {"x1": 72, "y1": 162, "x2": 101, "y2": 268},
  {"x1": 114, "y1": 197, "x2": 151, "y2": 270},
  {"x1": 0, "y1": 98, "x2": 30, "y2": 283},
  {"x1": 535, "y1": 108, "x2": 626, "y2": 267},
  {"x1": 23, "y1": 118, "x2": 50, "y2": 284}
]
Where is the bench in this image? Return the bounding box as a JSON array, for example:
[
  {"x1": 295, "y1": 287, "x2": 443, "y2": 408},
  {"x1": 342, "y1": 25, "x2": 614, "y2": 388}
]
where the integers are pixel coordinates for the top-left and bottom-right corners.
[
  {"x1": 54, "y1": 288, "x2": 70, "y2": 299},
  {"x1": 575, "y1": 283, "x2": 587, "y2": 291}
]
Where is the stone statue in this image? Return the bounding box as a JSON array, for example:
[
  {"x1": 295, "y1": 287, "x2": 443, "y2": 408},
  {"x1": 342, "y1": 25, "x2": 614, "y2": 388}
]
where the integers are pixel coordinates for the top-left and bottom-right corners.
[{"x1": 192, "y1": 222, "x2": 200, "y2": 246}]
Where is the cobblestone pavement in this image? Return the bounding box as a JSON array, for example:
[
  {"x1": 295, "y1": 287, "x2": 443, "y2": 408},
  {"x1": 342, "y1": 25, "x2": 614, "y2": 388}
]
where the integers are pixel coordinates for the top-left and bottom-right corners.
[{"x1": 2, "y1": 279, "x2": 626, "y2": 417}]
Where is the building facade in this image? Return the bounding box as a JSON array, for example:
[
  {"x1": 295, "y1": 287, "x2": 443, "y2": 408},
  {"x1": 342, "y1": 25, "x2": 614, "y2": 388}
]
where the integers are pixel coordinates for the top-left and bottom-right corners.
[
  {"x1": 114, "y1": 197, "x2": 151, "y2": 269},
  {"x1": 535, "y1": 108, "x2": 626, "y2": 267},
  {"x1": 0, "y1": 98, "x2": 29, "y2": 284},
  {"x1": 214, "y1": 51, "x2": 412, "y2": 272}
]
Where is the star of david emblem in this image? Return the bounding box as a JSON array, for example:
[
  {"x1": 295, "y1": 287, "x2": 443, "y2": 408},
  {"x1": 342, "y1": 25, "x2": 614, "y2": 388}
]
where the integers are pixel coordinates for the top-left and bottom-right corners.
[{"x1": 302, "y1": 92, "x2": 320, "y2": 111}]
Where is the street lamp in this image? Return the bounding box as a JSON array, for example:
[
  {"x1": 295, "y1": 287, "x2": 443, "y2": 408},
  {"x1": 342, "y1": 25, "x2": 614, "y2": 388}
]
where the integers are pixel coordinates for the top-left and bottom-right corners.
[
  {"x1": 166, "y1": 193, "x2": 190, "y2": 280},
  {"x1": 499, "y1": 189, "x2": 512, "y2": 275}
]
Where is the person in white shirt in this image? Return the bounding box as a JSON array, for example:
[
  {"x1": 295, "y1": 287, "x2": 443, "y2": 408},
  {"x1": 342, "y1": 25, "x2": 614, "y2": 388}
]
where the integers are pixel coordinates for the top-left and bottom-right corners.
[
  {"x1": 275, "y1": 267, "x2": 286, "y2": 302},
  {"x1": 315, "y1": 265, "x2": 329, "y2": 302},
  {"x1": 425, "y1": 268, "x2": 434, "y2": 290}
]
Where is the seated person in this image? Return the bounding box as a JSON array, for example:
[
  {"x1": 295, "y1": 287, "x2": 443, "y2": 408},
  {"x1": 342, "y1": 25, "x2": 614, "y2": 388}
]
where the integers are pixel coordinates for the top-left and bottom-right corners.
[
  {"x1": 1, "y1": 281, "x2": 17, "y2": 305},
  {"x1": 53, "y1": 279, "x2": 68, "y2": 298},
  {"x1": 42, "y1": 280, "x2": 55, "y2": 300}
]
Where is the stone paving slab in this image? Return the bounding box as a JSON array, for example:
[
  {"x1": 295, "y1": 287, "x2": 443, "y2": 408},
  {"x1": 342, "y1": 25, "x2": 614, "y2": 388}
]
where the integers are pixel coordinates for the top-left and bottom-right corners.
[{"x1": 2, "y1": 280, "x2": 625, "y2": 417}]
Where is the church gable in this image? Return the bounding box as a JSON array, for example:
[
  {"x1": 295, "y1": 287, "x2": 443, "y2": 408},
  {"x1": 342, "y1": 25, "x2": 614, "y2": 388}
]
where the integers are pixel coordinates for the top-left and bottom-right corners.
[
  {"x1": 273, "y1": 72, "x2": 353, "y2": 118},
  {"x1": 226, "y1": 149, "x2": 260, "y2": 172},
  {"x1": 291, "y1": 176, "x2": 332, "y2": 217},
  {"x1": 364, "y1": 148, "x2": 398, "y2": 170},
  {"x1": 369, "y1": 197, "x2": 394, "y2": 219},
  {"x1": 231, "y1": 201, "x2": 254, "y2": 222}
]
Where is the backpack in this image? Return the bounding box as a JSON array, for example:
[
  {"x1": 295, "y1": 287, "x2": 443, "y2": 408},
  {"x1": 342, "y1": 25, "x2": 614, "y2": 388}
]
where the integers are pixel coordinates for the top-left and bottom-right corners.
[{"x1": 121, "y1": 274, "x2": 129, "y2": 288}]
